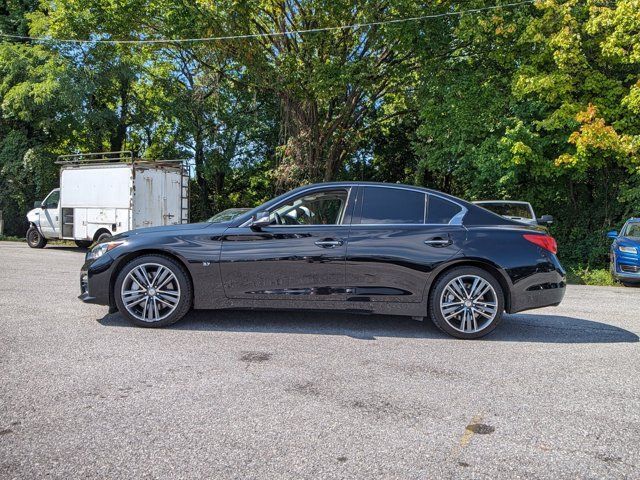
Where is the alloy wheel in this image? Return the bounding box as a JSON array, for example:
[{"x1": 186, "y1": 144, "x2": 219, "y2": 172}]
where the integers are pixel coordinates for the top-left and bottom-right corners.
[
  {"x1": 120, "y1": 263, "x2": 181, "y2": 323},
  {"x1": 439, "y1": 274, "x2": 498, "y2": 333}
]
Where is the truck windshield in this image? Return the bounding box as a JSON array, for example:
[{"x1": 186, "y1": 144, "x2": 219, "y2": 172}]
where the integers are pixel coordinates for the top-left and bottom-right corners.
[{"x1": 480, "y1": 203, "x2": 532, "y2": 219}]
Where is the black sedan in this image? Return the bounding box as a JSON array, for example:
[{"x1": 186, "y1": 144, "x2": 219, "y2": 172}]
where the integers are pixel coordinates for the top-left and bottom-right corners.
[{"x1": 79, "y1": 182, "x2": 566, "y2": 339}]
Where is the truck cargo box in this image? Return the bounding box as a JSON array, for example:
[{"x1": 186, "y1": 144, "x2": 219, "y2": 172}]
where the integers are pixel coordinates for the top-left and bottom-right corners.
[{"x1": 27, "y1": 152, "x2": 190, "y2": 244}]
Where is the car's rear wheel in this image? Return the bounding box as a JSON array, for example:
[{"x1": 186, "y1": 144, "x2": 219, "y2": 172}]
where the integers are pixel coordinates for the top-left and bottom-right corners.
[
  {"x1": 26, "y1": 226, "x2": 47, "y2": 248},
  {"x1": 429, "y1": 266, "x2": 504, "y2": 339},
  {"x1": 114, "y1": 255, "x2": 192, "y2": 328}
]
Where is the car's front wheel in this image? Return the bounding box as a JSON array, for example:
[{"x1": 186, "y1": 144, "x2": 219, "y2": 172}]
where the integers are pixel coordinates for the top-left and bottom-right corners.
[
  {"x1": 114, "y1": 255, "x2": 192, "y2": 327},
  {"x1": 428, "y1": 266, "x2": 504, "y2": 339}
]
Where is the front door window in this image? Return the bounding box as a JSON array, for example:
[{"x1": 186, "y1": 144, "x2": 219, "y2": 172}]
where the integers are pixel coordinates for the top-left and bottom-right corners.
[{"x1": 270, "y1": 190, "x2": 348, "y2": 226}]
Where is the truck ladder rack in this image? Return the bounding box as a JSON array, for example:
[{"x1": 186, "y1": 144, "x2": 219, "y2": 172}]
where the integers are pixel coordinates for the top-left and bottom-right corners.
[{"x1": 180, "y1": 163, "x2": 191, "y2": 224}]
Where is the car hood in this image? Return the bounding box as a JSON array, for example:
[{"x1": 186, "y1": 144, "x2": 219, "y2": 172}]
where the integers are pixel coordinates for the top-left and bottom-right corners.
[
  {"x1": 618, "y1": 237, "x2": 640, "y2": 248},
  {"x1": 116, "y1": 222, "x2": 212, "y2": 238}
]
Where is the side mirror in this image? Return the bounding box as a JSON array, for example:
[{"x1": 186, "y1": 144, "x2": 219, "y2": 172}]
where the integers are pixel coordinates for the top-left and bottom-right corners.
[
  {"x1": 538, "y1": 214, "x2": 554, "y2": 225},
  {"x1": 606, "y1": 230, "x2": 618, "y2": 239},
  {"x1": 250, "y1": 210, "x2": 271, "y2": 230},
  {"x1": 33, "y1": 201, "x2": 43, "y2": 209}
]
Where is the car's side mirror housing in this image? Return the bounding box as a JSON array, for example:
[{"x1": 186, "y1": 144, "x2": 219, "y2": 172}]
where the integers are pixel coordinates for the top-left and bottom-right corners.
[
  {"x1": 607, "y1": 230, "x2": 618, "y2": 239},
  {"x1": 33, "y1": 201, "x2": 43, "y2": 209},
  {"x1": 250, "y1": 210, "x2": 271, "y2": 230},
  {"x1": 538, "y1": 214, "x2": 554, "y2": 225}
]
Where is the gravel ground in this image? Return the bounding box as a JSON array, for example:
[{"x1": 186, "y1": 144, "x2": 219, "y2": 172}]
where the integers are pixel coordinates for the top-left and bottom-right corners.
[{"x1": 1, "y1": 241, "x2": 639, "y2": 479}]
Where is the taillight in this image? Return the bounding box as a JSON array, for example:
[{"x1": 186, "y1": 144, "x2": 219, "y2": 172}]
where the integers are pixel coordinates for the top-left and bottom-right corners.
[{"x1": 523, "y1": 233, "x2": 557, "y2": 254}]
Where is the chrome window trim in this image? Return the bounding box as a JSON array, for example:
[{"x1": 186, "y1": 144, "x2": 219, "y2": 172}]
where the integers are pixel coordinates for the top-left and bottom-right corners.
[
  {"x1": 239, "y1": 183, "x2": 468, "y2": 228},
  {"x1": 351, "y1": 223, "x2": 467, "y2": 227}
]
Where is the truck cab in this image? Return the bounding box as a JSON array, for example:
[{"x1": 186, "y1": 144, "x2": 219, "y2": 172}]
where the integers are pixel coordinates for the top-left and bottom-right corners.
[{"x1": 27, "y1": 188, "x2": 61, "y2": 239}]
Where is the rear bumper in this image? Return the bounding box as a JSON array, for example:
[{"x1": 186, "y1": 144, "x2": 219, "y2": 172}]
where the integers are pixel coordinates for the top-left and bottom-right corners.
[
  {"x1": 509, "y1": 281, "x2": 566, "y2": 313},
  {"x1": 508, "y1": 254, "x2": 566, "y2": 314}
]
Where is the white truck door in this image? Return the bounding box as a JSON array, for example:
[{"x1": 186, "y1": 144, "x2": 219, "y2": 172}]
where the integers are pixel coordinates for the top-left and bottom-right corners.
[
  {"x1": 163, "y1": 170, "x2": 182, "y2": 225},
  {"x1": 40, "y1": 189, "x2": 61, "y2": 238}
]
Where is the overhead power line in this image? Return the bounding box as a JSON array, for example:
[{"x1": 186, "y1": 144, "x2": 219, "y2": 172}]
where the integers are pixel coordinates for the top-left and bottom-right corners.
[{"x1": 0, "y1": 1, "x2": 535, "y2": 45}]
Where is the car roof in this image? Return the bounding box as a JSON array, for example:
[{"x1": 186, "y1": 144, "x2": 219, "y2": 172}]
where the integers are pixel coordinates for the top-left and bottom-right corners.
[
  {"x1": 299, "y1": 181, "x2": 463, "y2": 202},
  {"x1": 228, "y1": 181, "x2": 521, "y2": 228}
]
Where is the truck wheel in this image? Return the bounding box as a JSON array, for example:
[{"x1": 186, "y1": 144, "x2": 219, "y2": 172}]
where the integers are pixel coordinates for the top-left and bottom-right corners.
[
  {"x1": 114, "y1": 255, "x2": 193, "y2": 328},
  {"x1": 75, "y1": 240, "x2": 92, "y2": 249},
  {"x1": 95, "y1": 232, "x2": 111, "y2": 243},
  {"x1": 26, "y1": 226, "x2": 47, "y2": 248}
]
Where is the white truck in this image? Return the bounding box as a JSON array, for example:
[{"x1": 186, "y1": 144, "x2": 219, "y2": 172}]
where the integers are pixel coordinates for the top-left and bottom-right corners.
[{"x1": 26, "y1": 152, "x2": 189, "y2": 248}]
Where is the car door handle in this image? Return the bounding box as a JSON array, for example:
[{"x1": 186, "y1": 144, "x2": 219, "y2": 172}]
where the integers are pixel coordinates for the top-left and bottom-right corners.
[
  {"x1": 424, "y1": 237, "x2": 452, "y2": 247},
  {"x1": 314, "y1": 239, "x2": 343, "y2": 248}
]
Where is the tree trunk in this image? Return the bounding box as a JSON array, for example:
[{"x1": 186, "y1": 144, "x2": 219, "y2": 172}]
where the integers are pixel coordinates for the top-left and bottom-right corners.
[
  {"x1": 109, "y1": 78, "x2": 130, "y2": 154},
  {"x1": 194, "y1": 131, "x2": 210, "y2": 218}
]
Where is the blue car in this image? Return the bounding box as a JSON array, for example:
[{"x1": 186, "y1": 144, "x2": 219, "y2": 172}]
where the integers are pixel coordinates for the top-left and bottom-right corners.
[{"x1": 608, "y1": 218, "x2": 640, "y2": 286}]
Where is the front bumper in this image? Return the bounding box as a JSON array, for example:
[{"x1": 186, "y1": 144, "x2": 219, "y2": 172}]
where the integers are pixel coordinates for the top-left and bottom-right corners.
[
  {"x1": 79, "y1": 253, "x2": 116, "y2": 306},
  {"x1": 612, "y1": 253, "x2": 640, "y2": 281}
]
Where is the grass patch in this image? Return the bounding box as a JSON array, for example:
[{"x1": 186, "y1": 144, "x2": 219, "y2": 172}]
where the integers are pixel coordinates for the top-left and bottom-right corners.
[
  {"x1": 0, "y1": 234, "x2": 24, "y2": 242},
  {"x1": 566, "y1": 265, "x2": 618, "y2": 286},
  {"x1": 0, "y1": 234, "x2": 76, "y2": 247}
]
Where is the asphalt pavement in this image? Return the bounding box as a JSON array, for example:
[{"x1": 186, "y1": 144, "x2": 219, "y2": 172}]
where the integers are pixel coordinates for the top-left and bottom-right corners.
[{"x1": 1, "y1": 241, "x2": 638, "y2": 479}]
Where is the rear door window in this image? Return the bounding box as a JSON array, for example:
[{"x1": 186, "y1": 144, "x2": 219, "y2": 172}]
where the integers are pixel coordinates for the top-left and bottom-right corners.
[
  {"x1": 359, "y1": 187, "x2": 425, "y2": 224},
  {"x1": 426, "y1": 195, "x2": 463, "y2": 224}
]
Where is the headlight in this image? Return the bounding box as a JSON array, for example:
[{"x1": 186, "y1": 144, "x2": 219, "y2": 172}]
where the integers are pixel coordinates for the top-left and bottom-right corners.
[
  {"x1": 86, "y1": 241, "x2": 123, "y2": 261},
  {"x1": 618, "y1": 246, "x2": 637, "y2": 254}
]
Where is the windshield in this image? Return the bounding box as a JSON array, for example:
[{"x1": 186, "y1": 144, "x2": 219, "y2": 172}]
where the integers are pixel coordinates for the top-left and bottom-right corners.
[
  {"x1": 624, "y1": 223, "x2": 640, "y2": 238},
  {"x1": 208, "y1": 208, "x2": 251, "y2": 223},
  {"x1": 478, "y1": 203, "x2": 533, "y2": 219}
]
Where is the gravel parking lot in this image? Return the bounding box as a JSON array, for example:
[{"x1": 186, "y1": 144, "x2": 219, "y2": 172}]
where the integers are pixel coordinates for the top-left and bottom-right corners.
[{"x1": 1, "y1": 241, "x2": 639, "y2": 479}]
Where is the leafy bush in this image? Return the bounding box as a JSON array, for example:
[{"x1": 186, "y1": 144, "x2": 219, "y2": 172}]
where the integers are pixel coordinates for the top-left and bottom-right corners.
[{"x1": 565, "y1": 265, "x2": 618, "y2": 286}]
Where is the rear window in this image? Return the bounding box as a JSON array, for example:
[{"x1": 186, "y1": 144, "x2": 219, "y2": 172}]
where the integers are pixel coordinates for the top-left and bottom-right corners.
[
  {"x1": 479, "y1": 202, "x2": 532, "y2": 219},
  {"x1": 426, "y1": 195, "x2": 463, "y2": 224},
  {"x1": 360, "y1": 187, "x2": 425, "y2": 224}
]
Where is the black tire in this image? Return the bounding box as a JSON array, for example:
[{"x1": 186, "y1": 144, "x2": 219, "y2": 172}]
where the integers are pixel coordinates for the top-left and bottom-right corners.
[
  {"x1": 428, "y1": 266, "x2": 505, "y2": 339},
  {"x1": 114, "y1": 255, "x2": 192, "y2": 328},
  {"x1": 622, "y1": 281, "x2": 640, "y2": 287},
  {"x1": 95, "y1": 232, "x2": 112, "y2": 243},
  {"x1": 26, "y1": 226, "x2": 47, "y2": 248},
  {"x1": 75, "y1": 240, "x2": 92, "y2": 249}
]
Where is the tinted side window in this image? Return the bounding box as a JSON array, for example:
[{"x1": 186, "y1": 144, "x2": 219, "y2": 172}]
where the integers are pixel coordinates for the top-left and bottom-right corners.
[
  {"x1": 426, "y1": 195, "x2": 463, "y2": 224},
  {"x1": 360, "y1": 187, "x2": 425, "y2": 224}
]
